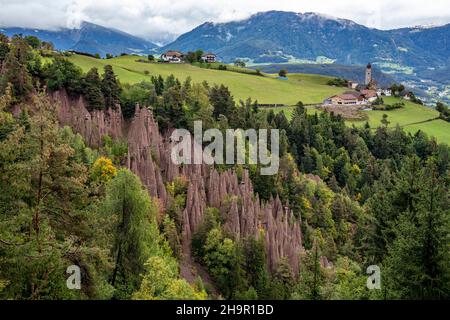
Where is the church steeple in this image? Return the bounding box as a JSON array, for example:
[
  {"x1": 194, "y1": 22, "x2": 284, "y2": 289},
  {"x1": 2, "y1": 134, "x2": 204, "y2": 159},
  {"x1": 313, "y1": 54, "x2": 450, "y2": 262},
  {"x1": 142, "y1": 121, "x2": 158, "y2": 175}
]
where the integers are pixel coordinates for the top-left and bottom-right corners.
[{"x1": 365, "y1": 63, "x2": 372, "y2": 85}]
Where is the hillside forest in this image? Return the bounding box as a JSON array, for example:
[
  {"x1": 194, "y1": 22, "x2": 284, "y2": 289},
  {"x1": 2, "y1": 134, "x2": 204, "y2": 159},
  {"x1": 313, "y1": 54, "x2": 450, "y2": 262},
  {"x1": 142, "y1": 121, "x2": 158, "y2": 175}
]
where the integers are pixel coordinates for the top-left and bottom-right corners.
[{"x1": 0, "y1": 34, "x2": 449, "y2": 300}]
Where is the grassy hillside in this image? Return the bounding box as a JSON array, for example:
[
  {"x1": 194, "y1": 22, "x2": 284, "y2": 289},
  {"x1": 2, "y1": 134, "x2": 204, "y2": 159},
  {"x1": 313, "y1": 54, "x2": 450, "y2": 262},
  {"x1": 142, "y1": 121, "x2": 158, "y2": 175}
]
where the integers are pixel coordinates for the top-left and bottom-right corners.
[
  {"x1": 269, "y1": 97, "x2": 449, "y2": 144},
  {"x1": 68, "y1": 54, "x2": 346, "y2": 105},
  {"x1": 357, "y1": 97, "x2": 439, "y2": 127},
  {"x1": 67, "y1": 54, "x2": 449, "y2": 144},
  {"x1": 402, "y1": 120, "x2": 449, "y2": 143},
  {"x1": 354, "y1": 97, "x2": 449, "y2": 143}
]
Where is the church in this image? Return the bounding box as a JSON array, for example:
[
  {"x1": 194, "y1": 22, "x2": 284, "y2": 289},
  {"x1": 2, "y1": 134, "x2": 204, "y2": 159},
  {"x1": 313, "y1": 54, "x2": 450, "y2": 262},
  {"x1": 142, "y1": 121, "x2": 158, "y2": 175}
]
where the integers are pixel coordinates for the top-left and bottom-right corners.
[
  {"x1": 359, "y1": 63, "x2": 377, "y2": 90},
  {"x1": 352, "y1": 63, "x2": 391, "y2": 96},
  {"x1": 324, "y1": 63, "x2": 391, "y2": 106}
]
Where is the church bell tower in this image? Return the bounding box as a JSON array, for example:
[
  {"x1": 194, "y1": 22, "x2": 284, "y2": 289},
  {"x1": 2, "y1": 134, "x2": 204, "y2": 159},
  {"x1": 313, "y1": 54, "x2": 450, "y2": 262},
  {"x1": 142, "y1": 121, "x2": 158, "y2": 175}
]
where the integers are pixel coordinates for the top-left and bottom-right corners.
[{"x1": 365, "y1": 63, "x2": 372, "y2": 85}]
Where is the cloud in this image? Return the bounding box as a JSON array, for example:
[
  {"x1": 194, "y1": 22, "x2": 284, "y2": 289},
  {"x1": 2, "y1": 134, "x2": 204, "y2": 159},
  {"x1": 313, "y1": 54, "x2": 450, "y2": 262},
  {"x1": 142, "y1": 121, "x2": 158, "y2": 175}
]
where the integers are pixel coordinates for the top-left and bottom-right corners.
[{"x1": 0, "y1": 0, "x2": 449, "y2": 43}]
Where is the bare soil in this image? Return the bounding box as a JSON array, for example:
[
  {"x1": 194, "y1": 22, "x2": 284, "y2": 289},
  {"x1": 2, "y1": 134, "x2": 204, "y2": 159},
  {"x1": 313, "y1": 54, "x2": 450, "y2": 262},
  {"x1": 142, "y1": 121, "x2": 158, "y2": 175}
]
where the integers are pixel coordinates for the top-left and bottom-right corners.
[{"x1": 317, "y1": 105, "x2": 369, "y2": 121}]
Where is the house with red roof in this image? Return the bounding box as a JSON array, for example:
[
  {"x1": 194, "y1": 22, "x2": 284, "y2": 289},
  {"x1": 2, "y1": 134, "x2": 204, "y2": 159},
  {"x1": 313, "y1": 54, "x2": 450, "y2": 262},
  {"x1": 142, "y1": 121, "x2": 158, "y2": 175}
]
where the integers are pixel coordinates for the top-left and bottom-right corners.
[
  {"x1": 200, "y1": 53, "x2": 217, "y2": 63},
  {"x1": 161, "y1": 50, "x2": 184, "y2": 63},
  {"x1": 328, "y1": 92, "x2": 365, "y2": 105}
]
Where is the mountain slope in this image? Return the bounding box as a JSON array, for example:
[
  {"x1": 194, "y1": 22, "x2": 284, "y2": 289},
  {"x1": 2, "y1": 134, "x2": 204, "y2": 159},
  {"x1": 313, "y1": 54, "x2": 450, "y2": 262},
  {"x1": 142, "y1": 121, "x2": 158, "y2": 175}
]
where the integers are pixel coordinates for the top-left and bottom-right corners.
[
  {"x1": 162, "y1": 11, "x2": 449, "y2": 71},
  {"x1": 0, "y1": 22, "x2": 158, "y2": 57},
  {"x1": 162, "y1": 11, "x2": 450, "y2": 103},
  {"x1": 252, "y1": 63, "x2": 395, "y2": 86}
]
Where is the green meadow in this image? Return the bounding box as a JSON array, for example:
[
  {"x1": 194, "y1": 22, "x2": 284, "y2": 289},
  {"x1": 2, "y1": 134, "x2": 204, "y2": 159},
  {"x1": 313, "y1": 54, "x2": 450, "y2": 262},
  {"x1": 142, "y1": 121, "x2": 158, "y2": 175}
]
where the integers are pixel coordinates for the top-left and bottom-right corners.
[
  {"x1": 402, "y1": 120, "x2": 450, "y2": 143},
  {"x1": 68, "y1": 54, "x2": 346, "y2": 105},
  {"x1": 353, "y1": 97, "x2": 449, "y2": 143},
  {"x1": 68, "y1": 54, "x2": 449, "y2": 144},
  {"x1": 358, "y1": 97, "x2": 439, "y2": 127},
  {"x1": 274, "y1": 100, "x2": 449, "y2": 144},
  {"x1": 269, "y1": 97, "x2": 449, "y2": 144}
]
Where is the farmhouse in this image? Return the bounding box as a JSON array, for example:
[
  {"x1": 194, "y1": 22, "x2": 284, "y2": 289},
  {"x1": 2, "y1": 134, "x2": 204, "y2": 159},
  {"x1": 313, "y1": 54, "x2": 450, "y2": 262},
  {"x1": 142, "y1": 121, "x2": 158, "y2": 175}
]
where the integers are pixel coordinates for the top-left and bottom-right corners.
[
  {"x1": 360, "y1": 89, "x2": 378, "y2": 102},
  {"x1": 201, "y1": 53, "x2": 217, "y2": 63},
  {"x1": 401, "y1": 91, "x2": 411, "y2": 100},
  {"x1": 329, "y1": 93, "x2": 365, "y2": 105},
  {"x1": 161, "y1": 50, "x2": 184, "y2": 63}
]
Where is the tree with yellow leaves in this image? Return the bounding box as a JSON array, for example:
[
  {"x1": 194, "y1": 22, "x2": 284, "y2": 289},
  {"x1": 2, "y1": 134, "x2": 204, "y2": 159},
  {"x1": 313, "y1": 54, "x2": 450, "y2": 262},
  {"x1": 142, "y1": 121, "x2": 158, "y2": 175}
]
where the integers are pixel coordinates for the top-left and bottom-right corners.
[{"x1": 91, "y1": 156, "x2": 117, "y2": 182}]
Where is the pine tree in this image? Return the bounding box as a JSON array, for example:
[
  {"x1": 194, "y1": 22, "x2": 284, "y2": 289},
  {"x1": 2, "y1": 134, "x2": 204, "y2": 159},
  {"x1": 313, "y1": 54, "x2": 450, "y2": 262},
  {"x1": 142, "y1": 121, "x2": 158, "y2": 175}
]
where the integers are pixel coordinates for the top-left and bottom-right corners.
[
  {"x1": 160, "y1": 84, "x2": 186, "y2": 129},
  {"x1": 83, "y1": 67, "x2": 104, "y2": 111},
  {"x1": 0, "y1": 33, "x2": 9, "y2": 65},
  {"x1": 1, "y1": 36, "x2": 33, "y2": 99},
  {"x1": 209, "y1": 84, "x2": 235, "y2": 119},
  {"x1": 102, "y1": 169, "x2": 159, "y2": 299},
  {"x1": 101, "y1": 65, "x2": 121, "y2": 109},
  {"x1": 202, "y1": 227, "x2": 246, "y2": 298},
  {"x1": 151, "y1": 75, "x2": 164, "y2": 95},
  {"x1": 296, "y1": 239, "x2": 327, "y2": 300},
  {"x1": 242, "y1": 235, "x2": 269, "y2": 296},
  {"x1": 271, "y1": 257, "x2": 295, "y2": 299},
  {"x1": 0, "y1": 92, "x2": 111, "y2": 299},
  {"x1": 44, "y1": 57, "x2": 83, "y2": 95},
  {"x1": 363, "y1": 166, "x2": 396, "y2": 263},
  {"x1": 383, "y1": 159, "x2": 450, "y2": 299}
]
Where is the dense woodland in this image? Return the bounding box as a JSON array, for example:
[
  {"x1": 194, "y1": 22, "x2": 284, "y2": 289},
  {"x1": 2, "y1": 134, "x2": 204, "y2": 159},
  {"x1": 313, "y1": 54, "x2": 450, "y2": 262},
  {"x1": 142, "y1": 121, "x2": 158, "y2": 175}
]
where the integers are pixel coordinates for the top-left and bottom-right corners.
[{"x1": 0, "y1": 34, "x2": 449, "y2": 300}]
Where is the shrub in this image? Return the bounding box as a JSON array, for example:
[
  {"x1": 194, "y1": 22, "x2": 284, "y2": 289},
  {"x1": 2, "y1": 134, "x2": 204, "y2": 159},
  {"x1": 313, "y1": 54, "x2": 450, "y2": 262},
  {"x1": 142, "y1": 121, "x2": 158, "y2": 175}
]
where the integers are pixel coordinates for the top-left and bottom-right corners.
[
  {"x1": 278, "y1": 69, "x2": 288, "y2": 78},
  {"x1": 327, "y1": 78, "x2": 348, "y2": 87}
]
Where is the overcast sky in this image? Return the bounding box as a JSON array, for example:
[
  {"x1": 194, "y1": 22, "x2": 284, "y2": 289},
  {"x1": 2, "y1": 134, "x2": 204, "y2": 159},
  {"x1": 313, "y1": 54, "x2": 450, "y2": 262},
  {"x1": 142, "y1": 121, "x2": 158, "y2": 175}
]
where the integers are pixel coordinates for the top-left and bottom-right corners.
[{"x1": 0, "y1": 0, "x2": 449, "y2": 43}]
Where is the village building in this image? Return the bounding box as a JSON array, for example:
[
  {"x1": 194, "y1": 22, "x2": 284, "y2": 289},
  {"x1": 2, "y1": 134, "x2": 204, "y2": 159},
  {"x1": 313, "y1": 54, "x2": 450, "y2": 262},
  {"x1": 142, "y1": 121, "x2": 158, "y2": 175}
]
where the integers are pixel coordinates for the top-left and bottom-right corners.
[
  {"x1": 161, "y1": 50, "x2": 184, "y2": 63},
  {"x1": 360, "y1": 89, "x2": 378, "y2": 102},
  {"x1": 348, "y1": 81, "x2": 359, "y2": 89},
  {"x1": 355, "y1": 83, "x2": 368, "y2": 91},
  {"x1": 324, "y1": 62, "x2": 397, "y2": 106},
  {"x1": 328, "y1": 93, "x2": 365, "y2": 105},
  {"x1": 401, "y1": 91, "x2": 411, "y2": 100},
  {"x1": 323, "y1": 98, "x2": 332, "y2": 105},
  {"x1": 200, "y1": 53, "x2": 217, "y2": 63},
  {"x1": 376, "y1": 87, "x2": 392, "y2": 97}
]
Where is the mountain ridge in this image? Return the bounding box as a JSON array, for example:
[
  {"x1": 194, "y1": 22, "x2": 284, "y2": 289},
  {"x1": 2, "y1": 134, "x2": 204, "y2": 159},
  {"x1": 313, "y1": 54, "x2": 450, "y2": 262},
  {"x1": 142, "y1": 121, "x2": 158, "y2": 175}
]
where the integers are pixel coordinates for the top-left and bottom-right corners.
[
  {"x1": 0, "y1": 21, "x2": 159, "y2": 57},
  {"x1": 2, "y1": 11, "x2": 448, "y2": 103},
  {"x1": 162, "y1": 11, "x2": 449, "y2": 67},
  {"x1": 161, "y1": 10, "x2": 449, "y2": 103}
]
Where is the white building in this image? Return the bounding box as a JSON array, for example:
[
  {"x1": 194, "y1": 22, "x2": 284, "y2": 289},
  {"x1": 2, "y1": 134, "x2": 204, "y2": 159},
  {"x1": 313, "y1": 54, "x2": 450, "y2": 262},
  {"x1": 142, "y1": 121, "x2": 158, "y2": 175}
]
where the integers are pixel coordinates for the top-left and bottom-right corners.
[
  {"x1": 348, "y1": 81, "x2": 359, "y2": 89},
  {"x1": 330, "y1": 93, "x2": 366, "y2": 105},
  {"x1": 200, "y1": 53, "x2": 217, "y2": 63},
  {"x1": 360, "y1": 89, "x2": 378, "y2": 102},
  {"x1": 161, "y1": 51, "x2": 184, "y2": 63},
  {"x1": 377, "y1": 87, "x2": 392, "y2": 97}
]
